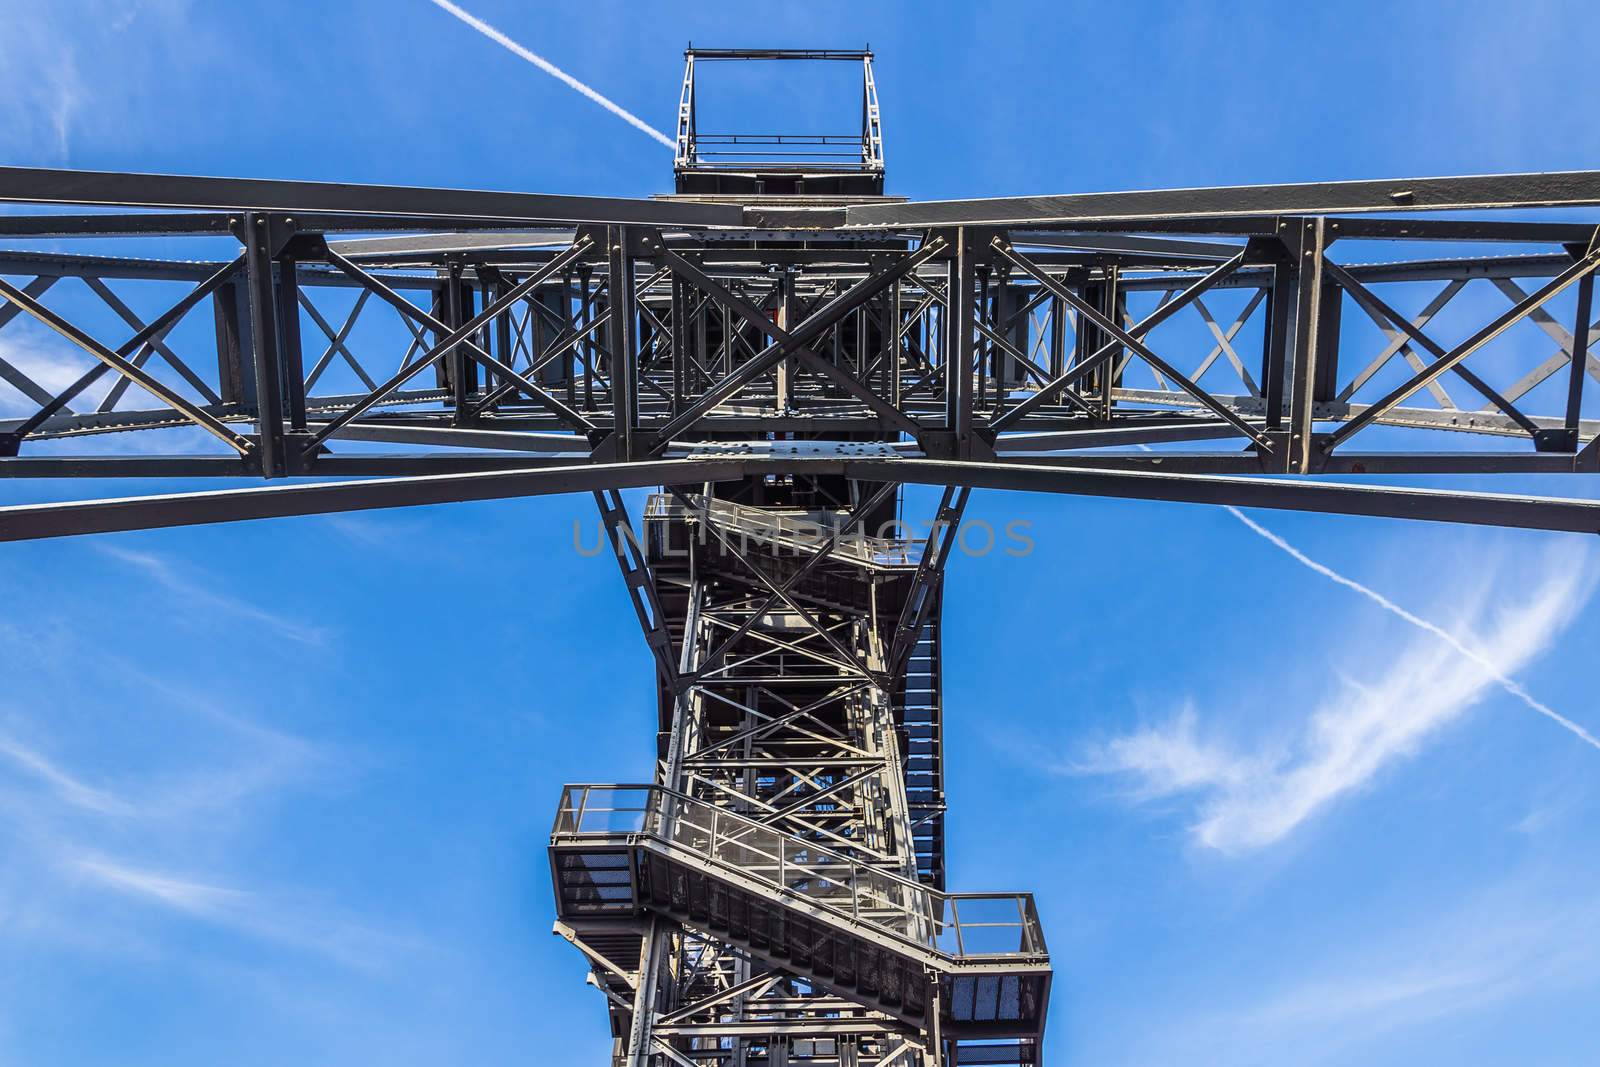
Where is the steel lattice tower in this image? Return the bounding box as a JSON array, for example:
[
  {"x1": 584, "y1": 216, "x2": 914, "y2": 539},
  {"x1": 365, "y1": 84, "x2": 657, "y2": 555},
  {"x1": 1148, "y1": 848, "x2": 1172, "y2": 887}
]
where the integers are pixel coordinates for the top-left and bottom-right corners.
[
  {"x1": 555, "y1": 58, "x2": 1047, "y2": 1065},
  {"x1": 3, "y1": 42, "x2": 1600, "y2": 1067}
]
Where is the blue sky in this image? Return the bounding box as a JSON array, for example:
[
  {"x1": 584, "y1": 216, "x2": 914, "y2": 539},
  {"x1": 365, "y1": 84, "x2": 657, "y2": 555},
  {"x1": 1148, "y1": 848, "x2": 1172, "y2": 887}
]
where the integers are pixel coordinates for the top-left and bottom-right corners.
[{"x1": 2, "y1": 2, "x2": 1600, "y2": 1065}]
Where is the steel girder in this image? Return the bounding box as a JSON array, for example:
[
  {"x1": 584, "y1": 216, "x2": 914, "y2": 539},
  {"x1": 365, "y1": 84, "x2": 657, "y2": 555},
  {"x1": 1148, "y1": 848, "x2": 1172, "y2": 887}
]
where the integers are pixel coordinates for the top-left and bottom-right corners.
[{"x1": 2, "y1": 165, "x2": 1600, "y2": 542}]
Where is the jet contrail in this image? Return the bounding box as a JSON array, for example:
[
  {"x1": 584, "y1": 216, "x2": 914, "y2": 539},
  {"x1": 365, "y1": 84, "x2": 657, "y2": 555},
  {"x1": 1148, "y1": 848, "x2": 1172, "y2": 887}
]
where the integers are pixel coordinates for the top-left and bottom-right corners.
[
  {"x1": 1127, "y1": 441, "x2": 1598, "y2": 750},
  {"x1": 1224, "y1": 504, "x2": 1600, "y2": 754},
  {"x1": 426, "y1": 0, "x2": 676, "y2": 150}
]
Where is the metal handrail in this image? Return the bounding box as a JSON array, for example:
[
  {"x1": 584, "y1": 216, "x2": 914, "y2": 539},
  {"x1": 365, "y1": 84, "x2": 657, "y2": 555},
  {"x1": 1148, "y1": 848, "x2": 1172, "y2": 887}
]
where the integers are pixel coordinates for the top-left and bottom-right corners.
[
  {"x1": 645, "y1": 496, "x2": 924, "y2": 567},
  {"x1": 695, "y1": 134, "x2": 864, "y2": 144},
  {"x1": 552, "y1": 782, "x2": 1046, "y2": 960}
]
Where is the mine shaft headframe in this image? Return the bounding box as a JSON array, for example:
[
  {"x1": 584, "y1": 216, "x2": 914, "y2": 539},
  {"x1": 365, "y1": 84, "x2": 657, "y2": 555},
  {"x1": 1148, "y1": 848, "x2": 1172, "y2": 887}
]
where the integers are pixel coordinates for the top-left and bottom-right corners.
[{"x1": 673, "y1": 47, "x2": 885, "y2": 196}]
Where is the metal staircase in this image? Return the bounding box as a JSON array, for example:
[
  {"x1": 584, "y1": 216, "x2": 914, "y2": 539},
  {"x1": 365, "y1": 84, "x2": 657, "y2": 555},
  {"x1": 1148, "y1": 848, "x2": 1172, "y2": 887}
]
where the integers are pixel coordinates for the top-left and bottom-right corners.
[
  {"x1": 896, "y1": 614, "x2": 945, "y2": 890},
  {"x1": 556, "y1": 479, "x2": 1045, "y2": 1066},
  {"x1": 552, "y1": 785, "x2": 1050, "y2": 1046}
]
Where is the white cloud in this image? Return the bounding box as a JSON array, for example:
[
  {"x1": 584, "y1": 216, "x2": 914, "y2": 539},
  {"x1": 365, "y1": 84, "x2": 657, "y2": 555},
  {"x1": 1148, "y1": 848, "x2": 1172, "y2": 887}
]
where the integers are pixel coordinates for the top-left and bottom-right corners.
[
  {"x1": 0, "y1": 693, "x2": 392, "y2": 973},
  {"x1": 71, "y1": 855, "x2": 246, "y2": 917},
  {"x1": 0, "y1": 733, "x2": 132, "y2": 816},
  {"x1": 0, "y1": 16, "x2": 84, "y2": 161},
  {"x1": 97, "y1": 544, "x2": 329, "y2": 647},
  {"x1": 65, "y1": 853, "x2": 408, "y2": 972},
  {"x1": 1104, "y1": 866, "x2": 1600, "y2": 1067},
  {"x1": 0, "y1": 1, "x2": 198, "y2": 164},
  {"x1": 0, "y1": 331, "x2": 95, "y2": 419},
  {"x1": 1076, "y1": 549, "x2": 1593, "y2": 852},
  {"x1": 0, "y1": 657, "x2": 319, "y2": 826},
  {"x1": 1079, "y1": 703, "x2": 1269, "y2": 799},
  {"x1": 0, "y1": 322, "x2": 233, "y2": 457},
  {"x1": 0, "y1": 320, "x2": 181, "y2": 425},
  {"x1": 1226, "y1": 507, "x2": 1600, "y2": 753},
  {"x1": 0, "y1": 582, "x2": 393, "y2": 976}
]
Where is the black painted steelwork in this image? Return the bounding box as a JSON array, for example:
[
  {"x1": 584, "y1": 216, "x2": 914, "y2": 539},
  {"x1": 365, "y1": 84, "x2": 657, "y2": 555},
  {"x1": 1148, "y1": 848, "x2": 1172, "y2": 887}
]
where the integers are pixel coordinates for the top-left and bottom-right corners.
[
  {"x1": 2, "y1": 161, "x2": 1599, "y2": 513},
  {"x1": 5, "y1": 47, "x2": 1600, "y2": 1066}
]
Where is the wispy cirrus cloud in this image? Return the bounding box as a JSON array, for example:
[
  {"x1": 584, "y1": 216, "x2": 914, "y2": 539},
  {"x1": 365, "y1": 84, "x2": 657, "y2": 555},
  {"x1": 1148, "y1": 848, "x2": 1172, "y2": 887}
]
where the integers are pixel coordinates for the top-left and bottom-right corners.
[
  {"x1": 1097, "y1": 863, "x2": 1600, "y2": 1067},
  {"x1": 0, "y1": 699, "x2": 400, "y2": 974},
  {"x1": 0, "y1": 0, "x2": 198, "y2": 165},
  {"x1": 0, "y1": 325, "x2": 234, "y2": 460},
  {"x1": 64, "y1": 853, "x2": 410, "y2": 973},
  {"x1": 70, "y1": 855, "x2": 245, "y2": 916},
  {"x1": 0, "y1": 330, "x2": 102, "y2": 419},
  {"x1": 1, "y1": 691, "x2": 314, "y2": 825},
  {"x1": 0, "y1": 716, "x2": 387, "y2": 972},
  {"x1": 1070, "y1": 545, "x2": 1593, "y2": 852},
  {"x1": 97, "y1": 544, "x2": 328, "y2": 646},
  {"x1": 0, "y1": 733, "x2": 133, "y2": 816},
  {"x1": 0, "y1": 568, "x2": 395, "y2": 976},
  {"x1": 0, "y1": 14, "x2": 84, "y2": 161}
]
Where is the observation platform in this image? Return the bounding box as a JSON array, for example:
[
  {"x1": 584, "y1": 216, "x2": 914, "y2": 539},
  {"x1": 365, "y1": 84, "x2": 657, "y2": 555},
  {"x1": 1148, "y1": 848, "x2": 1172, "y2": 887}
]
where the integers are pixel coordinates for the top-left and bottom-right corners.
[{"x1": 550, "y1": 784, "x2": 1051, "y2": 1046}]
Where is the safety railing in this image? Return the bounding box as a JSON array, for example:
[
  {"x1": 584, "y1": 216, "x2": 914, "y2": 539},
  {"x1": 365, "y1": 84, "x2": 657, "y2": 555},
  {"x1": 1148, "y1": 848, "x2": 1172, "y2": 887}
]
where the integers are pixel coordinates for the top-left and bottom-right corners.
[
  {"x1": 644, "y1": 495, "x2": 924, "y2": 568},
  {"x1": 552, "y1": 783, "x2": 1046, "y2": 961}
]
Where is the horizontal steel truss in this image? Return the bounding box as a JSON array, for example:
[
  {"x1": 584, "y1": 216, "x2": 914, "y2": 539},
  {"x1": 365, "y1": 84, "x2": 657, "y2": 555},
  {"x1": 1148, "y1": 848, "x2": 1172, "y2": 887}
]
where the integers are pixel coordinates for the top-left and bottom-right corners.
[{"x1": 3, "y1": 165, "x2": 1600, "y2": 539}]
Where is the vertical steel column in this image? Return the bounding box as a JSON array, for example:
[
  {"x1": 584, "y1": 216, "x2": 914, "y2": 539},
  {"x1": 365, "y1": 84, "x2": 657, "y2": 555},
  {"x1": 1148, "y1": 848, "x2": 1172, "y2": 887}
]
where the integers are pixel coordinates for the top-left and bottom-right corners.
[
  {"x1": 884, "y1": 276, "x2": 900, "y2": 407},
  {"x1": 493, "y1": 273, "x2": 514, "y2": 401},
  {"x1": 926, "y1": 975, "x2": 945, "y2": 1067},
  {"x1": 778, "y1": 268, "x2": 797, "y2": 411},
  {"x1": 1073, "y1": 275, "x2": 1098, "y2": 412},
  {"x1": 974, "y1": 265, "x2": 990, "y2": 409},
  {"x1": 1284, "y1": 218, "x2": 1327, "y2": 473},
  {"x1": 671, "y1": 275, "x2": 687, "y2": 414},
  {"x1": 693, "y1": 285, "x2": 709, "y2": 399},
  {"x1": 855, "y1": 292, "x2": 870, "y2": 380},
  {"x1": 449, "y1": 262, "x2": 480, "y2": 424},
  {"x1": 720, "y1": 303, "x2": 732, "y2": 379},
  {"x1": 243, "y1": 213, "x2": 287, "y2": 477},
  {"x1": 1310, "y1": 264, "x2": 1343, "y2": 455},
  {"x1": 608, "y1": 227, "x2": 638, "y2": 459},
  {"x1": 440, "y1": 258, "x2": 463, "y2": 408},
  {"x1": 580, "y1": 264, "x2": 595, "y2": 412},
  {"x1": 1563, "y1": 271, "x2": 1595, "y2": 449},
  {"x1": 627, "y1": 916, "x2": 666, "y2": 1067},
  {"x1": 562, "y1": 266, "x2": 577, "y2": 406},
  {"x1": 992, "y1": 268, "x2": 1010, "y2": 415},
  {"x1": 1048, "y1": 289, "x2": 1067, "y2": 407},
  {"x1": 1260, "y1": 232, "x2": 1296, "y2": 440},
  {"x1": 273, "y1": 251, "x2": 307, "y2": 442},
  {"x1": 212, "y1": 279, "x2": 249, "y2": 407},
  {"x1": 945, "y1": 230, "x2": 975, "y2": 455},
  {"x1": 1098, "y1": 268, "x2": 1121, "y2": 422}
]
